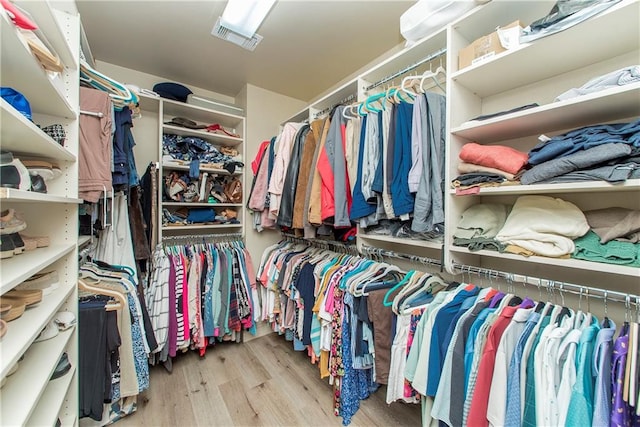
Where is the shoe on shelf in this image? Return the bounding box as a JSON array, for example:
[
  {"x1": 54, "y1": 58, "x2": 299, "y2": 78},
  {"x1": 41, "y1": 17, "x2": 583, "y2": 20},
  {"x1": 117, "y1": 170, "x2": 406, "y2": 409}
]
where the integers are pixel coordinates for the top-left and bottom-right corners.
[
  {"x1": 0, "y1": 234, "x2": 16, "y2": 259},
  {"x1": 0, "y1": 301, "x2": 25, "y2": 322},
  {"x1": 21, "y1": 159, "x2": 62, "y2": 182},
  {"x1": 50, "y1": 352, "x2": 71, "y2": 380},
  {"x1": 8, "y1": 233, "x2": 25, "y2": 255},
  {"x1": 20, "y1": 234, "x2": 49, "y2": 249},
  {"x1": 0, "y1": 151, "x2": 31, "y2": 191},
  {"x1": 4, "y1": 289, "x2": 43, "y2": 306},
  {"x1": 35, "y1": 320, "x2": 58, "y2": 342},
  {"x1": 0, "y1": 209, "x2": 27, "y2": 235},
  {"x1": 30, "y1": 174, "x2": 47, "y2": 193},
  {"x1": 54, "y1": 310, "x2": 75, "y2": 331},
  {"x1": 17, "y1": 271, "x2": 59, "y2": 295}
]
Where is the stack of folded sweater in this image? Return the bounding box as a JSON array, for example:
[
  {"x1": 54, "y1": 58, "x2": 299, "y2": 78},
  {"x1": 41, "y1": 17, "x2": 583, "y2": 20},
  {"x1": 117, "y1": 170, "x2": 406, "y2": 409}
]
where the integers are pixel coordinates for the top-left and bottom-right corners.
[
  {"x1": 573, "y1": 207, "x2": 640, "y2": 266},
  {"x1": 522, "y1": 119, "x2": 640, "y2": 185},
  {"x1": 452, "y1": 142, "x2": 528, "y2": 194}
]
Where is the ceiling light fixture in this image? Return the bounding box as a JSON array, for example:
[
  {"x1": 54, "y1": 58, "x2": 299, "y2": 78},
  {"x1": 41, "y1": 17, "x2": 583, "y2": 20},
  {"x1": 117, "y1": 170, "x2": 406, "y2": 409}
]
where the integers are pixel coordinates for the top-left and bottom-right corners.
[
  {"x1": 212, "y1": 0, "x2": 276, "y2": 51},
  {"x1": 221, "y1": 0, "x2": 276, "y2": 38}
]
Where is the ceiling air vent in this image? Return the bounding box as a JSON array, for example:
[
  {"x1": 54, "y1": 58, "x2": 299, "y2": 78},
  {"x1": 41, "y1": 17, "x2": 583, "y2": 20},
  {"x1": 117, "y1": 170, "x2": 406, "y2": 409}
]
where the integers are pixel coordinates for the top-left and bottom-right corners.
[{"x1": 211, "y1": 17, "x2": 263, "y2": 51}]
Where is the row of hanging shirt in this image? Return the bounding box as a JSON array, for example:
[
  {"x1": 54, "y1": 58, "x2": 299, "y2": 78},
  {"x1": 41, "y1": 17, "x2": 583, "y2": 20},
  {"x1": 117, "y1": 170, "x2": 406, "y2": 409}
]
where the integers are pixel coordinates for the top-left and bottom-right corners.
[
  {"x1": 247, "y1": 69, "x2": 447, "y2": 242},
  {"x1": 78, "y1": 260, "x2": 152, "y2": 425},
  {"x1": 145, "y1": 239, "x2": 259, "y2": 364},
  {"x1": 256, "y1": 239, "x2": 449, "y2": 425},
  {"x1": 257, "y1": 240, "x2": 640, "y2": 427},
  {"x1": 395, "y1": 281, "x2": 640, "y2": 427}
]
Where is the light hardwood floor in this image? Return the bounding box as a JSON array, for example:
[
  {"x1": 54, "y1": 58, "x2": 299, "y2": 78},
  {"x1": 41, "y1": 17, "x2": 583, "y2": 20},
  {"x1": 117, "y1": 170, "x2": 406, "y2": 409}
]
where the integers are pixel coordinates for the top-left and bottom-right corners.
[{"x1": 115, "y1": 332, "x2": 422, "y2": 426}]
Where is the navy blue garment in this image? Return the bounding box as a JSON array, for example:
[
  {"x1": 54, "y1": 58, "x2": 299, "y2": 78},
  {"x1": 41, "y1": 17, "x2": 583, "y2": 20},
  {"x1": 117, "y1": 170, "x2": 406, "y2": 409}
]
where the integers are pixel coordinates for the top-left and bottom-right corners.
[
  {"x1": 350, "y1": 116, "x2": 377, "y2": 220},
  {"x1": 528, "y1": 119, "x2": 640, "y2": 165},
  {"x1": 112, "y1": 108, "x2": 132, "y2": 186},
  {"x1": 426, "y1": 285, "x2": 480, "y2": 397},
  {"x1": 371, "y1": 112, "x2": 385, "y2": 194},
  {"x1": 391, "y1": 101, "x2": 415, "y2": 216},
  {"x1": 293, "y1": 262, "x2": 316, "y2": 345}
]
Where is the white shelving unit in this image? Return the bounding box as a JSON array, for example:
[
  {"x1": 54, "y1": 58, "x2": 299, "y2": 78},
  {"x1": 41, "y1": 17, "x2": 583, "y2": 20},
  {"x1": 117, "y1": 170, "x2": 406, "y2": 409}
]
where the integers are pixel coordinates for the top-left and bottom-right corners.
[
  {"x1": 144, "y1": 96, "x2": 246, "y2": 242},
  {"x1": 0, "y1": 1, "x2": 80, "y2": 424},
  {"x1": 445, "y1": 0, "x2": 640, "y2": 290}
]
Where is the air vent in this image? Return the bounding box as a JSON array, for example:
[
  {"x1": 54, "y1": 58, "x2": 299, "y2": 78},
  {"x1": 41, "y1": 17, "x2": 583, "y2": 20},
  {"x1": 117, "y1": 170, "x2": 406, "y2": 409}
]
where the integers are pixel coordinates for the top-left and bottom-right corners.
[{"x1": 211, "y1": 17, "x2": 263, "y2": 51}]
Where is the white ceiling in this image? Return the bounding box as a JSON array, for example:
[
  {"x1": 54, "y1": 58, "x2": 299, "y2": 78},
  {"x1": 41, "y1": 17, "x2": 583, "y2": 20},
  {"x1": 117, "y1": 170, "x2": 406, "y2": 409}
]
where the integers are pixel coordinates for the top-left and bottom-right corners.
[{"x1": 76, "y1": 0, "x2": 415, "y2": 102}]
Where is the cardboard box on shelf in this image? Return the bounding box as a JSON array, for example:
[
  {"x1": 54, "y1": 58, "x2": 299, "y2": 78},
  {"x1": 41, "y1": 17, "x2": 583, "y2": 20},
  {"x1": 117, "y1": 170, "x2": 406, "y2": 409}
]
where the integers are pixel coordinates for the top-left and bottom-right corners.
[{"x1": 458, "y1": 20, "x2": 523, "y2": 70}]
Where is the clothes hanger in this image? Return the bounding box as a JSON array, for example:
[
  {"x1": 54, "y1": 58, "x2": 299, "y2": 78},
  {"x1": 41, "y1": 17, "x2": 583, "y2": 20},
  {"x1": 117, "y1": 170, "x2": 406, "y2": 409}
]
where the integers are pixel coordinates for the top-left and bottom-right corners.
[
  {"x1": 78, "y1": 278, "x2": 125, "y2": 311},
  {"x1": 419, "y1": 64, "x2": 446, "y2": 93}
]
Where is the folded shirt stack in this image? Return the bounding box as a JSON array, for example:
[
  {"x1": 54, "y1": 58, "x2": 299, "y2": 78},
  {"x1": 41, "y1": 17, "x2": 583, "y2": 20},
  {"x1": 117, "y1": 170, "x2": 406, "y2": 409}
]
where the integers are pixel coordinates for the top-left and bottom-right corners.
[
  {"x1": 523, "y1": 119, "x2": 640, "y2": 185},
  {"x1": 452, "y1": 203, "x2": 511, "y2": 252},
  {"x1": 494, "y1": 195, "x2": 590, "y2": 258},
  {"x1": 452, "y1": 143, "x2": 528, "y2": 193},
  {"x1": 572, "y1": 207, "x2": 640, "y2": 267}
]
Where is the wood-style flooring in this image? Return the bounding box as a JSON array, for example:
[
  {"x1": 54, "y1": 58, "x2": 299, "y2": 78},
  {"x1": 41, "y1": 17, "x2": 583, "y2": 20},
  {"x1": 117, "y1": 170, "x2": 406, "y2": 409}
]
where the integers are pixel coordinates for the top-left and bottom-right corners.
[{"x1": 116, "y1": 332, "x2": 422, "y2": 426}]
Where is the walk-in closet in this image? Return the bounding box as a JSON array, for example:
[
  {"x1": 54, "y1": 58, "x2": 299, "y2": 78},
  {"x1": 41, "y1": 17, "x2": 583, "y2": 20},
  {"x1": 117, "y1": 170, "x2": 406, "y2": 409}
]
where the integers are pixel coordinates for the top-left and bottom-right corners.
[{"x1": 1, "y1": 0, "x2": 639, "y2": 425}]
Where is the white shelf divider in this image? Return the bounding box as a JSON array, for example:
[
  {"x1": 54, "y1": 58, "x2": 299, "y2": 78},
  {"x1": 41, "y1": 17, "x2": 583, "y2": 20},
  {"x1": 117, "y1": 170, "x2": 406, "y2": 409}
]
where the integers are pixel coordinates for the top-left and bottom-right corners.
[
  {"x1": 449, "y1": 179, "x2": 640, "y2": 196},
  {"x1": 162, "y1": 163, "x2": 240, "y2": 176},
  {"x1": 162, "y1": 224, "x2": 243, "y2": 231},
  {"x1": 163, "y1": 202, "x2": 243, "y2": 207},
  {"x1": 0, "y1": 328, "x2": 74, "y2": 426},
  {"x1": 27, "y1": 367, "x2": 76, "y2": 427},
  {"x1": 0, "y1": 280, "x2": 75, "y2": 378},
  {"x1": 0, "y1": 243, "x2": 75, "y2": 295},
  {"x1": 359, "y1": 233, "x2": 444, "y2": 250},
  {"x1": 0, "y1": 188, "x2": 82, "y2": 204},
  {"x1": 0, "y1": 99, "x2": 77, "y2": 161}
]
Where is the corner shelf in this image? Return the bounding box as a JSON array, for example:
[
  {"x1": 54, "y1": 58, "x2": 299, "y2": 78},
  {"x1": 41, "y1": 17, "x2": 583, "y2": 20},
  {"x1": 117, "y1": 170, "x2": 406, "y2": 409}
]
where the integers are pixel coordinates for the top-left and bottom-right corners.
[
  {"x1": 0, "y1": 328, "x2": 74, "y2": 426},
  {"x1": 163, "y1": 124, "x2": 243, "y2": 147},
  {"x1": 162, "y1": 98, "x2": 244, "y2": 130},
  {"x1": 0, "y1": 279, "x2": 75, "y2": 378},
  {"x1": 0, "y1": 99, "x2": 77, "y2": 162},
  {"x1": 0, "y1": 243, "x2": 76, "y2": 295},
  {"x1": 0, "y1": 12, "x2": 76, "y2": 118},
  {"x1": 359, "y1": 233, "x2": 443, "y2": 250},
  {"x1": 162, "y1": 224, "x2": 242, "y2": 231}
]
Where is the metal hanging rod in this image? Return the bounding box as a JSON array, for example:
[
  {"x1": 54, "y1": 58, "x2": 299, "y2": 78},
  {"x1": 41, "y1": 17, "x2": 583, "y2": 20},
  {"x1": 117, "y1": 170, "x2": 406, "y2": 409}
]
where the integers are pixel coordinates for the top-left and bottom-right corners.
[
  {"x1": 450, "y1": 262, "x2": 639, "y2": 306},
  {"x1": 313, "y1": 93, "x2": 357, "y2": 119},
  {"x1": 162, "y1": 233, "x2": 243, "y2": 244},
  {"x1": 365, "y1": 47, "x2": 447, "y2": 91},
  {"x1": 281, "y1": 233, "x2": 358, "y2": 255},
  {"x1": 359, "y1": 244, "x2": 442, "y2": 268}
]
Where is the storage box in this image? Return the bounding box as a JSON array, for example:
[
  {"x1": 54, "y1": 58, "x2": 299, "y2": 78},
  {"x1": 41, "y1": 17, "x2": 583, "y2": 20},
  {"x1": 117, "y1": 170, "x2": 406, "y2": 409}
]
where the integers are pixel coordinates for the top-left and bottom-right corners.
[{"x1": 458, "y1": 20, "x2": 523, "y2": 70}]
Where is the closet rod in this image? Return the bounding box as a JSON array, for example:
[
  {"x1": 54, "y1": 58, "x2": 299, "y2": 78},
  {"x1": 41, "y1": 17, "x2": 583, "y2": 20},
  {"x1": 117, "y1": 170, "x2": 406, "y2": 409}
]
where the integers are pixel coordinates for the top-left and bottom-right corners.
[
  {"x1": 162, "y1": 233, "x2": 243, "y2": 243},
  {"x1": 281, "y1": 233, "x2": 358, "y2": 254},
  {"x1": 360, "y1": 244, "x2": 442, "y2": 268},
  {"x1": 313, "y1": 93, "x2": 356, "y2": 119},
  {"x1": 450, "y1": 262, "x2": 640, "y2": 306},
  {"x1": 365, "y1": 47, "x2": 447, "y2": 91}
]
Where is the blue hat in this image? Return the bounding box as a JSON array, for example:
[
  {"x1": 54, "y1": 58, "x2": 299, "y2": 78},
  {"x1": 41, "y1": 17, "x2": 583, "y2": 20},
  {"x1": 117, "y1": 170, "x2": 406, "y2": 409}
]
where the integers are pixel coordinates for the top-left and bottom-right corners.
[
  {"x1": 153, "y1": 82, "x2": 193, "y2": 103},
  {"x1": 1, "y1": 87, "x2": 32, "y2": 120}
]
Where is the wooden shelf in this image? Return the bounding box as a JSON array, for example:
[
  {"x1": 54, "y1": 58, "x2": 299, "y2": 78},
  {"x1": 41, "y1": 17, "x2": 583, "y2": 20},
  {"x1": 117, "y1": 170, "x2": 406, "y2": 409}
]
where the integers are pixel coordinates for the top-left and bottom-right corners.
[
  {"x1": 1, "y1": 99, "x2": 77, "y2": 161},
  {"x1": 0, "y1": 188, "x2": 82, "y2": 204},
  {"x1": 0, "y1": 12, "x2": 75, "y2": 118},
  {"x1": 449, "y1": 246, "x2": 640, "y2": 277},
  {"x1": 0, "y1": 280, "x2": 74, "y2": 378},
  {"x1": 0, "y1": 328, "x2": 74, "y2": 426},
  {"x1": 451, "y1": 0, "x2": 639, "y2": 97},
  {"x1": 358, "y1": 233, "x2": 443, "y2": 250},
  {"x1": 163, "y1": 124, "x2": 242, "y2": 147},
  {"x1": 27, "y1": 366, "x2": 76, "y2": 427},
  {"x1": 451, "y1": 83, "x2": 640, "y2": 142},
  {"x1": 162, "y1": 224, "x2": 242, "y2": 231},
  {"x1": 0, "y1": 243, "x2": 75, "y2": 295},
  {"x1": 13, "y1": 1, "x2": 78, "y2": 70},
  {"x1": 162, "y1": 163, "x2": 242, "y2": 176},
  {"x1": 162, "y1": 98, "x2": 243, "y2": 130},
  {"x1": 449, "y1": 179, "x2": 640, "y2": 196}
]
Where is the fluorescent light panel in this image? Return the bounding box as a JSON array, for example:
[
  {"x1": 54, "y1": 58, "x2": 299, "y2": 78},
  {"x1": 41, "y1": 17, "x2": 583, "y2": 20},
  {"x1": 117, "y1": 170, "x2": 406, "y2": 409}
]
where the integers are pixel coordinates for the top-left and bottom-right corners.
[{"x1": 220, "y1": 0, "x2": 276, "y2": 38}]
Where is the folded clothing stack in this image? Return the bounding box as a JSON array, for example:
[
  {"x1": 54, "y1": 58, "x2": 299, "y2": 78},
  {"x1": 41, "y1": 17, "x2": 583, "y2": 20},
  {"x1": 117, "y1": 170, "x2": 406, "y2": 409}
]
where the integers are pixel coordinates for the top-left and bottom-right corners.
[
  {"x1": 162, "y1": 134, "x2": 244, "y2": 174},
  {"x1": 452, "y1": 142, "x2": 528, "y2": 193},
  {"x1": 523, "y1": 119, "x2": 640, "y2": 185},
  {"x1": 453, "y1": 203, "x2": 511, "y2": 252}
]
